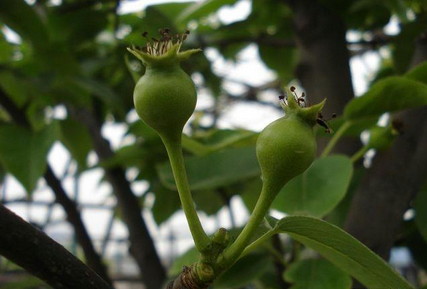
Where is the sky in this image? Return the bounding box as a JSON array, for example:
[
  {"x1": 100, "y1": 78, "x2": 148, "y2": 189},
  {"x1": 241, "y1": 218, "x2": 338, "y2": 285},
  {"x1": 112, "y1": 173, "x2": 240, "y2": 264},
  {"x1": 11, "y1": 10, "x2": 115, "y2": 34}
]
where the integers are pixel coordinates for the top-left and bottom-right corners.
[{"x1": 1, "y1": 0, "x2": 408, "y2": 275}]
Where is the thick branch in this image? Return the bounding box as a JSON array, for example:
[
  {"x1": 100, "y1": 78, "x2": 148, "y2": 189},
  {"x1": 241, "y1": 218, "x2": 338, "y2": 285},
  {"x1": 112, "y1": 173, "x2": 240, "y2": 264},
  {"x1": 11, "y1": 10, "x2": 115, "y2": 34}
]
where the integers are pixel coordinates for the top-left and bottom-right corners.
[
  {"x1": 0, "y1": 89, "x2": 111, "y2": 284},
  {"x1": 69, "y1": 107, "x2": 166, "y2": 289},
  {"x1": 0, "y1": 204, "x2": 112, "y2": 289}
]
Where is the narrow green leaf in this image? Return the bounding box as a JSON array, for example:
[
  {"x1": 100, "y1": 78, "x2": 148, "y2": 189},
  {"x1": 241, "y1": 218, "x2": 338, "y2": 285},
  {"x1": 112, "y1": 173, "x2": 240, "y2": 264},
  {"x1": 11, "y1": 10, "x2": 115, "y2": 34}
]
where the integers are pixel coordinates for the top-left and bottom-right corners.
[
  {"x1": 284, "y1": 258, "x2": 352, "y2": 289},
  {"x1": 275, "y1": 216, "x2": 414, "y2": 289},
  {"x1": 157, "y1": 147, "x2": 260, "y2": 190},
  {"x1": 0, "y1": 123, "x2": 59, "y2": 193},
  {"x1": 272, "y1": 156, "x2": 353, "y2": 218}
]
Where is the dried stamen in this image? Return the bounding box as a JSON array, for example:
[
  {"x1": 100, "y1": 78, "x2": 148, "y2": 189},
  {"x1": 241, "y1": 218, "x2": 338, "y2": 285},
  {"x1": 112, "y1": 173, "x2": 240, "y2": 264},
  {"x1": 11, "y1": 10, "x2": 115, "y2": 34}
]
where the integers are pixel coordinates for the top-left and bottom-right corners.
[{"x1": 132, "y1": 28, "x2": 191, "y2": 57}]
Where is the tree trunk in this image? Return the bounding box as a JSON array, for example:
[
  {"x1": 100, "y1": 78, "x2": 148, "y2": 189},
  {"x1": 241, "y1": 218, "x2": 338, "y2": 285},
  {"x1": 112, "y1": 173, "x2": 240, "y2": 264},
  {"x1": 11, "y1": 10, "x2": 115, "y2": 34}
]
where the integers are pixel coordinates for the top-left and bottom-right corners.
[{"x1": 286, "y1": 0, "x2": 360, "y2": 155}]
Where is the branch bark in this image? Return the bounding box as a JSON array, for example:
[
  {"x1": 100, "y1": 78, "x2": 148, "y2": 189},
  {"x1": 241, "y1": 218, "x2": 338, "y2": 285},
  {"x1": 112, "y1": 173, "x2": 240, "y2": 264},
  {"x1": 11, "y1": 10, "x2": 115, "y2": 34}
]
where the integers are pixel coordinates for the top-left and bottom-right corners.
[
  {"x1": 0, "y1": 90, "x2": 111, "y2": 285},
  {"x1": 69, "y1": 107, "x2": 166, "y2": 289},
  {"x1": 0, "y1": 204, "x2": 112, "y2": 289},
  {"x1": 286, "y1": 0, "x2": 360, "y2": 155}
]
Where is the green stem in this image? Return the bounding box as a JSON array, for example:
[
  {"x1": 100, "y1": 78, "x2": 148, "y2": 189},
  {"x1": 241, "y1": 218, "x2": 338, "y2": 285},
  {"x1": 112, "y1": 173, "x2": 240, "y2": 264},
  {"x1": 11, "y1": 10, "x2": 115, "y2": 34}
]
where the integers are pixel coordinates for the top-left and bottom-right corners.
[
  {"x1": 321, "y1": 121, "x2": 352, "y2": 157},
  {"x1": 162, "y1": 138, "x2": 211, "y2": 252},
  {"x1": 218, "y1": 181, "x2": 280, "y2": 269},
  {"x1": 239, "y1": 229, "x2": 277, "y2": 259},
  {"x1": 351, "y1": 146, "x2": 369, "y2": 163}
]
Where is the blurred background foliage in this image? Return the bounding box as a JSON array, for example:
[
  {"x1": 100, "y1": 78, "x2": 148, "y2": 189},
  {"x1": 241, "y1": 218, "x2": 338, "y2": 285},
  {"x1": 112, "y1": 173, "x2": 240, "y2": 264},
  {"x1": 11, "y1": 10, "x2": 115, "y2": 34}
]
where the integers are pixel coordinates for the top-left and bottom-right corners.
[{"x1": 0, "y1": 0, "x2": 427, "y2": 288}]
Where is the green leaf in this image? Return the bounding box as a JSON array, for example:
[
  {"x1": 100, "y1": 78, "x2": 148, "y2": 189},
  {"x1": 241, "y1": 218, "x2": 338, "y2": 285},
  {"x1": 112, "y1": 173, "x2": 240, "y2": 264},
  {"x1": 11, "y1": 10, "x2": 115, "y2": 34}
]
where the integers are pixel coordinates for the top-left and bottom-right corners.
[
  {"x1": 0, "y1": 71, "x2": 29, "y2": 107},
  {"x1": 344, "y1": 76, "x2": 427, "y2": 120},
  {"x1": 0, "y1": 123, "x2": 59, "y2": 193},
  {"x1": 59, "y1": 118, "x2": 93, "y2": 171},
  {"x1": 274, "y1": 216, "x2": 414, "y2": 289},
  {"x1": 259, "y1": 45, "x2": 295, "y2": 83},
  {"x1": 176, "y1": 0, "x2": 239, "y2": 25},
  {"x1": 405, "y1": 61, "x2": 427, "y2": 85},
  {"x1": 272, "y1": 155, "x2": 353, "y2": 218},
  {"x1": 284, "y1": 258, "x2": 352, "y2": 289},
  {"x1": 213, "y1": 252, "x2": 271, "y2": 288},
  {"x1": 0, "y1": 0, "x2": 49, "y2": 52},
  {"x1": 151, "y1": 181, "x2": 181, "y2": 225},
  {"x1": 157, "y1": 146, "x2": 260, "y2": 190},
  {"x1": 325, "y1": 168, "x2": 365, "y2": 228},
  {"x1": 414, "y1": 184, "x2": 427, "y2": 243}
]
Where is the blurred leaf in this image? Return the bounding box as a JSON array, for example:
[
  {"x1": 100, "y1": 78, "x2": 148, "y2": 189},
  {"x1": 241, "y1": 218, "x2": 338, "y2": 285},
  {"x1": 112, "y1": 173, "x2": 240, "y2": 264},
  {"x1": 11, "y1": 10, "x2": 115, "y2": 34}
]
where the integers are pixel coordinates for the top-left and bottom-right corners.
[
  {"x1": 59, "y1": 118, "x2": 93, "y2": 171},
  {"x1": 158, "y1": 146, "x2": 260, "y2": 190},
  {"x1": 0, "y1": 275, "x2": 47, "y2": 289},
  {"x1": 0, "y1": 122, "x2": 59, "y2": 193},
  {"x1": 0, "y1": 32, "x2": 14, "y2": 64},
  {"x1": 259, "y1": 44, "x2": 296, "y2": 83},
  {"x1": 405, "y1": 61, "x2": 427, "y2": 84},
  {"x1": 68, "y1": 77, "x2": 124, "y2": 114},
  {"x1": 240, "y1": 177, "x2": 263, "y2": 212},
  {"x1": 151, "y1": 181, "x2": 181, "y2": 225},
  {"x1": 325, "y1": 168, "x2": 365, "y2": 228},
  {"x1": 274, "y1": 216, "x2": 414, "y2": 289},
  {"x1": 0, "y1": 71, "x2": 29, "y2": 107},
  {"x1": 101, "y1": 144, "x2": 146, "y2": 169},
  {"x1": 176, "y1": 0, "x2": 239, "y2": 25},
  {"x1": 154, "y1": 2, "x2": 194, "y2": 28},
  {"x1": 48, "y1": 7, "x2": 107, "y2": 46},
  {"x1": 284, "y1": 258, "x2": 352, "y2": 289},
  {"x1": 0, "y1": 0, "x2": 49, "y2": 52},
  {"x1": 272, "y1": 155, "x2": 353, "y2": 218},
  {"x1": 213, "y1": 252, "x2": 271, "y2": 288},
  {"x1": 344, "y1": 77, "x2": 427, "y2": 120}
]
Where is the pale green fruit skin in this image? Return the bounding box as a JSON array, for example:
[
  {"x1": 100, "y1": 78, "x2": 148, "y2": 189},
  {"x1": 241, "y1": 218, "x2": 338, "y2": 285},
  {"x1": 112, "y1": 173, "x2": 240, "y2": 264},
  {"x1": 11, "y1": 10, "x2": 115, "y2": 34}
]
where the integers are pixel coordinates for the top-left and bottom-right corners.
[
  {"x1": 256, "y1": 116, "x2": 316, "y2": 192},
  {"x1": 134, "y1": 64, "x2": 197, "y2": 142}
]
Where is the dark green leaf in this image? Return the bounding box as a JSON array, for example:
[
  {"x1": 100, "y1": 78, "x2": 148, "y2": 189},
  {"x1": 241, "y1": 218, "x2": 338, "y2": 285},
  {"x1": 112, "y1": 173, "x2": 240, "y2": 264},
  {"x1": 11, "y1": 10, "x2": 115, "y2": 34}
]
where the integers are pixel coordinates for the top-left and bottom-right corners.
[
  {"x1": 151, "y1": 181, "x2": 181, "y2": 225},
  {"x1": 176, "y1": 0, "x2": 239, "y2": 25},
  {"x1": 344, "y1": 77, "x2": 427, "y2": 120},
  {"x1": 0, "y1": 0, "x2": 49, "y2": 52},
  {"x1": 59, "y1": 118, "x2": 93, "y2": 171},
  {"x1": 0, "y1": 123, "x2": 59, "y2": 192},
  {"x1": 157, "y1": 147, "x2": 260, "y2": 190},
  {"x1": 272, "y1": 156, "x2": 353, "y2": 218},
  {"x1": 213, "y1": 252, "x2": 271, "y2": 288},
  {"x1": 284, "y1": 258, "x2": 352, "y2": 289}
]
